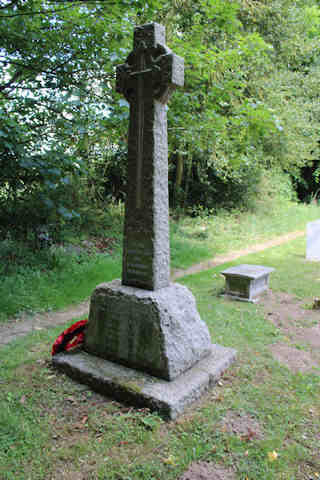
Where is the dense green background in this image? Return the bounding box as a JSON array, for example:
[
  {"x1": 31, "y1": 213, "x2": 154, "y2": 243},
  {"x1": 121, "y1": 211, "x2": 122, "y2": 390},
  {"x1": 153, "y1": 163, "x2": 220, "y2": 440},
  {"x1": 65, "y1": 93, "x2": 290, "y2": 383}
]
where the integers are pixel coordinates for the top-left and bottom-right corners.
[{"x1": 1, "y1": 0, "x2": 320, "y2": 241}]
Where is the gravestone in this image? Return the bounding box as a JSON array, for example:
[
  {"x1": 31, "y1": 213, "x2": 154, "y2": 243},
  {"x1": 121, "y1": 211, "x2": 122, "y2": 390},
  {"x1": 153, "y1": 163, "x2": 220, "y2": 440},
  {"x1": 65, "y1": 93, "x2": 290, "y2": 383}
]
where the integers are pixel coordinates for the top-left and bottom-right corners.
[
  {"x1": 306, "y1": 220, "x2": 320, "y2": 261},
  {"x1": 221, "y1": 264, "x2": 274, "y2": 302},
  {"x1": 53, "y1": 23, "x2": 236, "y2": 419}
]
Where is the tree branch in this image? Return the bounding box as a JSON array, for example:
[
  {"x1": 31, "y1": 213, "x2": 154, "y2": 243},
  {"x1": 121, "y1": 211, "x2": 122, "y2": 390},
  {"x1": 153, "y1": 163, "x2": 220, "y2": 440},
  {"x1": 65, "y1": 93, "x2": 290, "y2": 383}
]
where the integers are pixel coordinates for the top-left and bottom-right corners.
[
  {"x1": 0, "y1": 69, "x2": 22, "y2": 92},
  {"x1": 0, "y1": 0, "x2": 120, "y2": 17},
  {"x1": 0, "y1": 0, "x2": 19, "y2": 10},
  {"x1": 0, "y1": 4, "x2": 76, "y2": 17}
]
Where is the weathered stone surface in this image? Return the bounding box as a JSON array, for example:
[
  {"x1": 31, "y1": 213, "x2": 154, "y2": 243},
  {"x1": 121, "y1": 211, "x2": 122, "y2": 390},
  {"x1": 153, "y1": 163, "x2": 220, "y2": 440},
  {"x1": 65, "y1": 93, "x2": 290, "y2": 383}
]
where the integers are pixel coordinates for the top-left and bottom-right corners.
[
  {"x1": 221, "y1": 264, "x2": 274, "y2": 302},
  {"x1": 52, "y1": 23, "x2": 237, "y2": 420},
  {"x1": 306, "y1": 220, "x2": 320, "y2": 261},
  {"x1": 84, "y1": 280, "x2": 212, "y2": 381},
  {"x1": 52, "y1": 344, "x2": 237, "y2": 420},
  {"x1": 116, "y1": 22, "x2": 184, "y2": 290}
]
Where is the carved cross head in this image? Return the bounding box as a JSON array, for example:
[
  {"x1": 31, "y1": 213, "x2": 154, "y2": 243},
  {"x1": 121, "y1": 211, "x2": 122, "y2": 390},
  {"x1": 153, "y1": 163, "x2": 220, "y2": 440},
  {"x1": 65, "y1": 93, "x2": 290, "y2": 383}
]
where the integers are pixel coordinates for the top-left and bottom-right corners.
[{"x1": 116, "y1": 22, "x2": 184, "y2": 105}]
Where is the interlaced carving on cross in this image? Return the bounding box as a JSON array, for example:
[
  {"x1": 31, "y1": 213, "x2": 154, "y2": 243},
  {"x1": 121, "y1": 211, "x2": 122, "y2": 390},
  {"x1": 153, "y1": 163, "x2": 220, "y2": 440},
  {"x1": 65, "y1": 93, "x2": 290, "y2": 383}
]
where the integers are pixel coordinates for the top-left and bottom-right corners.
[{"x1": 116, "y1": 23, "x2": 183, "y2": 105}]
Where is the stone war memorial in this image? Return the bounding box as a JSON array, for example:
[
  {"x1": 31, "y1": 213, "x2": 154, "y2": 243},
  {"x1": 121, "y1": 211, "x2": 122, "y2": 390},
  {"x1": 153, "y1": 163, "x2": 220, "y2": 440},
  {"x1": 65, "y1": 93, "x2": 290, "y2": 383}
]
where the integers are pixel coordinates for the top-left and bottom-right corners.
[{"x1": 53, "y1": 23, "x2": 236, "y2": 419}]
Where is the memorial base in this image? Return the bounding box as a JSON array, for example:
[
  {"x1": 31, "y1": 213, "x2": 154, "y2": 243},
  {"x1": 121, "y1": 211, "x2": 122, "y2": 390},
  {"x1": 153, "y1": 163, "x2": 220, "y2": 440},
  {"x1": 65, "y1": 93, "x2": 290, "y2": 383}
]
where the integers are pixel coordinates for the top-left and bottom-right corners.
[
  {"x1": 83, "y1": 280, "x2": 213, "y2": 381},
  {"x1": 52, "y1": 344, "x2": 236, "y2": 420},
  {"x1": 53, "y1": 279, "x2": 236, "y2": 418}
]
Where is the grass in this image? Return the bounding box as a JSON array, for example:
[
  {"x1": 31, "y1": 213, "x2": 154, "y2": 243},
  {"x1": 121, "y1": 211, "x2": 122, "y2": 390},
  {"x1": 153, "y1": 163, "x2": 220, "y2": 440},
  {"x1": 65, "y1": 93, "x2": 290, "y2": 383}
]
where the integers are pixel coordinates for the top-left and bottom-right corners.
[
  {"x1": 0, "y1": 236, "x2": 319, "y2": 479},
  {"x1": 0, "y1": 249, "x2": 121, "y2": 322},
  {"x1": 170, "y1": 200, "x2": 320, "y2": 269},
  {"x1": 1, "y1": 200, "x2": 320, "y2": 323}
]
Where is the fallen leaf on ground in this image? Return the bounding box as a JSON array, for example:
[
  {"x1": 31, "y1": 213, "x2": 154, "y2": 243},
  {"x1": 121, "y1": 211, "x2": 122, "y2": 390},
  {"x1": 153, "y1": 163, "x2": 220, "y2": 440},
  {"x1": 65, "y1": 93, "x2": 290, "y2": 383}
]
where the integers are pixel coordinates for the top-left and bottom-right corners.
[
  {"x1": 241, "y1": 428, "x2": 258, "y2": 442},
  {"x1": 268, "y1": 450, "x2": 278, "y2": 461},
  {"x1": 163, "y1": 455, "x2": 177, "y2": 466}
]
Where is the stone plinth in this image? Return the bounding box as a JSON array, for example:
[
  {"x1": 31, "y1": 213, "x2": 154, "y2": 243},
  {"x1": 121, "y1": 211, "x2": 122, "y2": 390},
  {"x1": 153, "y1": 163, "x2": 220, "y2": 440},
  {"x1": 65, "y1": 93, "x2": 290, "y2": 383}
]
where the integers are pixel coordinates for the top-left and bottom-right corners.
[
  {"x1": 306, "y1": 220, "x2": 320, "y2": 261},
  {"x1": 84, "y1": 280, "x2": 212, "y2": 381},
  {"x1": 221, "y1": 264, "x2": 274, "y2": 302},
  {"x1": 52, "y1": 344, "x2": 236, "y2": 420}
]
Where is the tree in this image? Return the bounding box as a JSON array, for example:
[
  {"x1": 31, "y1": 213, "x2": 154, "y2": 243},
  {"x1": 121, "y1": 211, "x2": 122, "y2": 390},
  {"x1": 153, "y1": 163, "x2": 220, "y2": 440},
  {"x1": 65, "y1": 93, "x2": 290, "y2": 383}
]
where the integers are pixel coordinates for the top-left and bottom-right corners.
[
  {"x1": 0, "y1": 0, "x2": 158, "y2": 238},
  {"x1": 158, "y1": 0, "x2": 320, "y2": 209},
  {"x1": 2, "y1": 0, "x2": 320, "y2": 232}
]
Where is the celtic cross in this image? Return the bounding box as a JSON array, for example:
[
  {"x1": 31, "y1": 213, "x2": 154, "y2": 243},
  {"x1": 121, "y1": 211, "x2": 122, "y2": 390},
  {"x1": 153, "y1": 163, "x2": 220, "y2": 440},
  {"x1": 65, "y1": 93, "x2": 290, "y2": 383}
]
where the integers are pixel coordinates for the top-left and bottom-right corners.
[{"x1": 116, "y1": 23, "x2": 184, "y2": 290}]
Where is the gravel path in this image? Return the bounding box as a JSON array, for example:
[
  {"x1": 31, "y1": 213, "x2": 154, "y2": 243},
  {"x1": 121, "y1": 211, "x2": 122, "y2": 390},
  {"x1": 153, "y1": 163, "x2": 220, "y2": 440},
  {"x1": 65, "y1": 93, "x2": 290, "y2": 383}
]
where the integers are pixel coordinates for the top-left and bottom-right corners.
[{"x1": 0, "y1": 230, "x2": 304, "y2": 348}]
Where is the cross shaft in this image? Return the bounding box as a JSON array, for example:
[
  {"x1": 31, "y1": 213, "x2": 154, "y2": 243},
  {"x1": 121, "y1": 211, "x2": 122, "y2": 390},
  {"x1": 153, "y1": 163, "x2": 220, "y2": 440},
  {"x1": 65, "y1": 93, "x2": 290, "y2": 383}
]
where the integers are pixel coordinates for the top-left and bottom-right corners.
[{"x1": 116, "y1": 23, "x2": 184, "y2": 290}]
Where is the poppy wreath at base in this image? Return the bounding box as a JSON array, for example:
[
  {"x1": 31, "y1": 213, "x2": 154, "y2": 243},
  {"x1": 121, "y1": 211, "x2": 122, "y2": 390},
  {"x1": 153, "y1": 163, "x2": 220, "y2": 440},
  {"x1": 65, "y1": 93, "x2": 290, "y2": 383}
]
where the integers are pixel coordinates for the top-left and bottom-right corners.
[{"x1": 51, "y1": 319, "x2": 88, "y2": 356}]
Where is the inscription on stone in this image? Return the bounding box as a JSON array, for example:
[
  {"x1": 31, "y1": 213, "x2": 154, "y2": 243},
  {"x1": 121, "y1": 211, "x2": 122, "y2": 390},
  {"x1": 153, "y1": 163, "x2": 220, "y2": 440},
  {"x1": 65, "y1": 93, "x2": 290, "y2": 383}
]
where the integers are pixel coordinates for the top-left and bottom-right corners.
[
  {"x1": 123, "y1": 240, "x2": 153, "y2": 288},
  {"x1": 107, "y1": 322, "x2": 118, "y2": 356},
  {"x1": 126, "y1": 246, "x2": 150, "y2": 273},
  {"x1": 116, "y1": 23, "x2": 184, "y2": 290},
  {"x1": 84, "y1": 280, "x2": 212, "y2": 380}
]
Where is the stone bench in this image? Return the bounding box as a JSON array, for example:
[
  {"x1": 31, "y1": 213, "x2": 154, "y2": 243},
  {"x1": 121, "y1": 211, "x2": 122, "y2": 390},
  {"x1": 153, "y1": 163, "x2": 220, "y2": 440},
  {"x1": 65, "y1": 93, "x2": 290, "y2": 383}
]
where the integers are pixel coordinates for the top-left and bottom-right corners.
[{"x1": 221, "y1": 264, "x2": 274, "y2": 302}]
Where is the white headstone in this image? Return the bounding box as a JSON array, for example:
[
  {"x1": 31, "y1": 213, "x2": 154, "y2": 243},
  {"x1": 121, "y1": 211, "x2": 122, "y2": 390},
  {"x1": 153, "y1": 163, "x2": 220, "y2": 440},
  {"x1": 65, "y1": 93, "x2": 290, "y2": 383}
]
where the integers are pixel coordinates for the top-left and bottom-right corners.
[{"x1": 306, "y1": 220, "x2": 320, "y2": 260}]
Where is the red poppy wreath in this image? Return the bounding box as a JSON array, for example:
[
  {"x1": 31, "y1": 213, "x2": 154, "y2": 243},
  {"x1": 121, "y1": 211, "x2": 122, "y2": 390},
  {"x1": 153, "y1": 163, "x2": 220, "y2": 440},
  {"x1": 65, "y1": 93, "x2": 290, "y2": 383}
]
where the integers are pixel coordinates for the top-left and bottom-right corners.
[{"x1": 51, "y1": 319, "x2": 88, "y2": 356}]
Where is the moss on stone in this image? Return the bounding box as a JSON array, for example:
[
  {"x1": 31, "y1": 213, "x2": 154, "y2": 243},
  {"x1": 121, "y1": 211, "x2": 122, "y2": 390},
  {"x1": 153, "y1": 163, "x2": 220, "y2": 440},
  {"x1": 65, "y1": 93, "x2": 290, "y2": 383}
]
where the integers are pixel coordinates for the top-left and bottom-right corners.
[{"x1": 119, "y1": 380, "x2": 143, "y2": 394}]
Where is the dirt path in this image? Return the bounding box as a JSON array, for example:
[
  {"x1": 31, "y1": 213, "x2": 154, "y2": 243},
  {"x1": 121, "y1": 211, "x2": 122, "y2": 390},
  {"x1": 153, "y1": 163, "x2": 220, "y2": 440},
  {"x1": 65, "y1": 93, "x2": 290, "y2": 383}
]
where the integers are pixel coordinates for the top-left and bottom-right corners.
[
  {"x1": 0, "y1": 230, "x2": 304, "y2": 348},
  {"x1": 171, "y1": 230, "x2": 304, "y2": 279}
]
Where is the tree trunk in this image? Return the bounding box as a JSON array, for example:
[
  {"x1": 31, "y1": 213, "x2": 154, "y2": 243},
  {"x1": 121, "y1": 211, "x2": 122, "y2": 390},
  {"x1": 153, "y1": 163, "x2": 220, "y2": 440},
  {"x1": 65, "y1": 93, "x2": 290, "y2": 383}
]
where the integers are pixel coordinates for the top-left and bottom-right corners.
[{"x1": 174, "y1": 152, "x2": 184, "y2": 208}]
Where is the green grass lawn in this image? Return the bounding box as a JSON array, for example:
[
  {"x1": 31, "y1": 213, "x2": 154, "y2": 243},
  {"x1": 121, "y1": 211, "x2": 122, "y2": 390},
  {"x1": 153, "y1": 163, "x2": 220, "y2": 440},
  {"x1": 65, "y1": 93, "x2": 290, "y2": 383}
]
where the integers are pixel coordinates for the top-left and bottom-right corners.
[
  {"x1": 1, "y1": 200, "x2": 320, "y2": 323},
  {"x1": 170, "y1": 201, "x2": 320, "y2": 269},
  {"x1": 1, "y1": 236, "x2": 319, "y2": 479}
]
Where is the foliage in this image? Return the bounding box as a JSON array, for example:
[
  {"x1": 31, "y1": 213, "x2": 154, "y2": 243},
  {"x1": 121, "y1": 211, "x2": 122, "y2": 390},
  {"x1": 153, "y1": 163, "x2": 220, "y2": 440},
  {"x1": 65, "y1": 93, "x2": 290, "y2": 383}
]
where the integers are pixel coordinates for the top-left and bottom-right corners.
[
  {"x1": 1, "y1": 0, "x2": 320, "y2": 234},
  {"x1": 0, "y1": 0, "x2": 156, "y2": 239},
  {"x1": 104, "y1": 0, "x2": 320, "y2": 210},
  {"x1": 163, "y1": 0, "x2": 320, "y2": 209}
]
